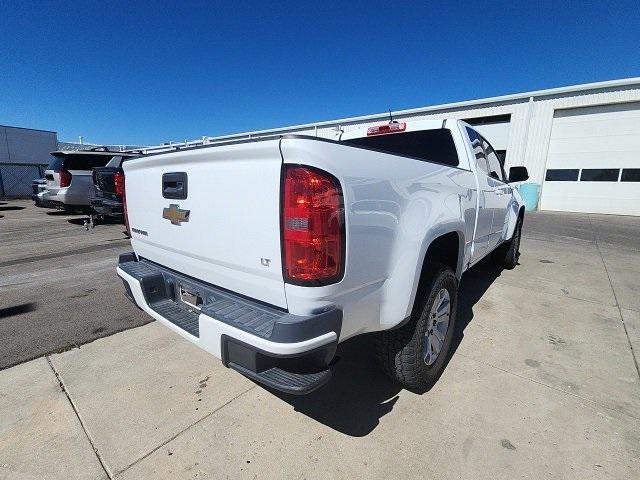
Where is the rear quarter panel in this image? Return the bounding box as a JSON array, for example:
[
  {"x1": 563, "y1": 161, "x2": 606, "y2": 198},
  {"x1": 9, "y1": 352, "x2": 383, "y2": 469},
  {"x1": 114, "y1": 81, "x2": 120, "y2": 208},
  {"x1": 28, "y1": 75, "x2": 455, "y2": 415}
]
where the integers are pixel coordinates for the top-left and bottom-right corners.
[{"x1": 280, "y1": 137, "x2": 477, "y2": 340}]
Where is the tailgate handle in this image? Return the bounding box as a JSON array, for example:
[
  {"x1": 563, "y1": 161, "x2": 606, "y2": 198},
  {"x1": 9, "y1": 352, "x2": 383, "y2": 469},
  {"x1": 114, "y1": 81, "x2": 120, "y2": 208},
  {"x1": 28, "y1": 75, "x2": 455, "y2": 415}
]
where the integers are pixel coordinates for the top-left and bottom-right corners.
[{"x1": 162, "y1": 172, "x2": 188, "y2": 199}]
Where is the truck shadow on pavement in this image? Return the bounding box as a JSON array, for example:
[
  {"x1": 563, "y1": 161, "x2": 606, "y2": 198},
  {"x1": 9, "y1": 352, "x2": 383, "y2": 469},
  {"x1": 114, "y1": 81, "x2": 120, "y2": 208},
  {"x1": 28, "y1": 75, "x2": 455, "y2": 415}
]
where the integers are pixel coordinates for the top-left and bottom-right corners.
[
  {"x1": 274, "y1": 257, "x2": 505, "y2": 436},
  {"x1": 0, "y1": 302, "x2": 38, "y2": 319},
  {"x1": 45, "y1": 211, "x2": 81, "y2": 216},
  {"x1": 66, "y1": 216, "x2": 123, "y2": 226}
]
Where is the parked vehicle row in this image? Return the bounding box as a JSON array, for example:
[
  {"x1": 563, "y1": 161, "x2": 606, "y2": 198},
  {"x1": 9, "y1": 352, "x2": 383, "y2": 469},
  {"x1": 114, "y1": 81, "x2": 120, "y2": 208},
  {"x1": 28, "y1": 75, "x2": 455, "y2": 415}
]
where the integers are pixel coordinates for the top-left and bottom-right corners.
[
  {"x1": 33, "y1": 147, "x2": 141, "y2": 221},
  {"x1": 116, "y1": 119, "x2": 530, "y2": 395}
]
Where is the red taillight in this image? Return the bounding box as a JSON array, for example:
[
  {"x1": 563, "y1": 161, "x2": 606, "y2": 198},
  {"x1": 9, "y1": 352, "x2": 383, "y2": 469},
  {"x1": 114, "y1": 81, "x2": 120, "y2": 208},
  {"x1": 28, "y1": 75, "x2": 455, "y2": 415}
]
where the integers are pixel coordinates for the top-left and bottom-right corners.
[
  {"x1": 58, "y1": 169, "x2": 72, "y2": 187},
  {"x1": 366, "y1": 122, "x2": 406, "y2": 136},
  {"x1": 121, "y1": 173, "x2": 130, "y2": 236},
  {"x1": 114, "y1": 171, "x2": 125, "y2": 197},
  {"x1": 282, "y1": 165, "x2": 344, "y2": 285}
]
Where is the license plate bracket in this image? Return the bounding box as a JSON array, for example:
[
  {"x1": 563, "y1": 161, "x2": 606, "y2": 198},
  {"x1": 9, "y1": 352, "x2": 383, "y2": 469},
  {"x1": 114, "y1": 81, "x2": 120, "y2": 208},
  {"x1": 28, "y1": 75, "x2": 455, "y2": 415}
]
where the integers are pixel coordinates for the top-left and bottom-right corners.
[{"x1": 179, "y1": 285, "x2": 203, "y2": 312}]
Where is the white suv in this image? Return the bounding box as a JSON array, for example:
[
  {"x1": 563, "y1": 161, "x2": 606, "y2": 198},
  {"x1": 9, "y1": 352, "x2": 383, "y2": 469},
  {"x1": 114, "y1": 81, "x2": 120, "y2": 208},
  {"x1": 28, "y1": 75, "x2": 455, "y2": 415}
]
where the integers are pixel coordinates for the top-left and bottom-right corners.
[{"x1": 39, "y1": 148, "x2": 125, "y2": 212}]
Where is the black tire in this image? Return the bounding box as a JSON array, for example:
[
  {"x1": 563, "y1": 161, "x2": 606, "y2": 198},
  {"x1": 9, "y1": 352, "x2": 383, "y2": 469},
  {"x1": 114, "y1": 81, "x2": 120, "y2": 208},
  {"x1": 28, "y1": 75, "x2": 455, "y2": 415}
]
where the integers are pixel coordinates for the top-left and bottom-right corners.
[
  {"x1": 492, "y1": 216, "x2": 522, "y2": 270},
  {"x1": 375, "y1": 264, "x2": 458, "y2": 393}
]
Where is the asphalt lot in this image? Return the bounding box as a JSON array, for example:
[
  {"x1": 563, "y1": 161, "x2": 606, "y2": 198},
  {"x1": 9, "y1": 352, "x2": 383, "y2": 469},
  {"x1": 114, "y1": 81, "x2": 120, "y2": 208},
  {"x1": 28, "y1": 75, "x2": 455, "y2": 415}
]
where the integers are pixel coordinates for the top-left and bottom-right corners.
[
  {"x1": 1, "y1": 199, "x2": 639, "y2": 479},
  {"x1": 0, "y1": 200, "x2": 150, "y2": 369}
]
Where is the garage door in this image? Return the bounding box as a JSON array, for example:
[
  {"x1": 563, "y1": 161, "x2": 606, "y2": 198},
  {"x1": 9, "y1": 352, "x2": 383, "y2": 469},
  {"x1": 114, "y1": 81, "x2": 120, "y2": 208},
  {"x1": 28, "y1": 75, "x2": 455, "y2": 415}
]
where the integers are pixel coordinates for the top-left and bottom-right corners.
[{"x1": 540, "y1": 102, "x2": 640, "y2": 216}]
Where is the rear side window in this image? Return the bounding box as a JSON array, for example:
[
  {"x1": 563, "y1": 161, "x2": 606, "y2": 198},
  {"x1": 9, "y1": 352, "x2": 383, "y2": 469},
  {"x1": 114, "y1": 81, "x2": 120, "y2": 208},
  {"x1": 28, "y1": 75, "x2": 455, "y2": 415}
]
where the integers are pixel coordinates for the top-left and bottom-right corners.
[
  {"x1": 47, "y1": 158, "x2": 64, "y2": 170},
  {"x1": 465, "y1": 127, "x2": 490, "y2": 174},
  {"x1": 343, "y1": 128, "x2": 459, "y2": 167},
  {"x1": 63, "y1": 154, "x2": 113, "y2": 170},
  {"x1": 481, "y1": 137, "x2": 506, "y2": 182}
]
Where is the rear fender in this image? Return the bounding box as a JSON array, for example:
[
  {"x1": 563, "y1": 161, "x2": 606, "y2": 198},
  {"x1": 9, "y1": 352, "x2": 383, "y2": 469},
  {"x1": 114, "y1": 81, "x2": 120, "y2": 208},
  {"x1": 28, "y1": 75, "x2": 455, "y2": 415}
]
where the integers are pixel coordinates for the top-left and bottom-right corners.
[{"x1": 380, "y1": 221, "x2": 465, "y2": 330}]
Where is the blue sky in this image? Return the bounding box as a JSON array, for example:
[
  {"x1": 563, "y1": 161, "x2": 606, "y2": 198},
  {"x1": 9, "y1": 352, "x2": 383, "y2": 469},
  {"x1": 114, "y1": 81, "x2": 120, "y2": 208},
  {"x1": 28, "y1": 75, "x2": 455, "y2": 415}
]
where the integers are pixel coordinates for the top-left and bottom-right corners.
[{"x1": 1, "y1": 1, "x2": 639, "y2": 146}]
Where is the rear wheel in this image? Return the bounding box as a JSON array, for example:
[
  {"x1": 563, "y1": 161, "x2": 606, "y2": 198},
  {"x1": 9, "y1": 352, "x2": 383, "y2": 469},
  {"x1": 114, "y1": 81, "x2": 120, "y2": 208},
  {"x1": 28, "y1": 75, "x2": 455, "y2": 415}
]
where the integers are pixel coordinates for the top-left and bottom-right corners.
[
  {"x1": 376, "y1": 264, "x2": 458, "y2": 392},
  {"x1": 493, "y1": 216, "x2": 522, "y2": 270}
]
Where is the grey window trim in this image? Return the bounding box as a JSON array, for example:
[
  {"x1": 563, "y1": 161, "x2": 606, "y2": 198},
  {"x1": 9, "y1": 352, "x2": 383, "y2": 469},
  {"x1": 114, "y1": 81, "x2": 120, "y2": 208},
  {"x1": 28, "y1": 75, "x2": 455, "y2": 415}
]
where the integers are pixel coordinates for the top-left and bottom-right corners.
[{"x1": 464, "y1": 127, "x2": 490, "y2": 176}]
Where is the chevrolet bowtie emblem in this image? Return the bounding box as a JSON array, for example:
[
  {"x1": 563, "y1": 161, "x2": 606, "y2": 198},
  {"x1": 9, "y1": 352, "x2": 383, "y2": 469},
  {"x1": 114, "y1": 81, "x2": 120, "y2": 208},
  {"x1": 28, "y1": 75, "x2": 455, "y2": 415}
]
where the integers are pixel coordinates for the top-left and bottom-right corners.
[{"x1": 162, "y1": 204, "x2": 190, "y2": 225}]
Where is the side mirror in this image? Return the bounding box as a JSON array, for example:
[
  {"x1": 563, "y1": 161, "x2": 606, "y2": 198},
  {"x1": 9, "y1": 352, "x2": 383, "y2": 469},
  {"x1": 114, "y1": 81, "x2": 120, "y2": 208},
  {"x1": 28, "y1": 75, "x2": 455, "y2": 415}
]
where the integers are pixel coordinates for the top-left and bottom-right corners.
[{"x1": 508, "y1": 166, "x2": 529, "y2": 183}]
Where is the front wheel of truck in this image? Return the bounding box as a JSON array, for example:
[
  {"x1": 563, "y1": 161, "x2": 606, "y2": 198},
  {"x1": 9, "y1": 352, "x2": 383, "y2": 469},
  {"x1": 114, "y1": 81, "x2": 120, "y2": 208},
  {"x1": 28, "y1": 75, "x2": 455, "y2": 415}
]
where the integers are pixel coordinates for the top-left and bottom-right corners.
[
  {"x1": 492, "y1": 216, "x2": 522, "y2": 270},
  {"x1": 376, "y1": 264, "x2": 458, "y2": 393}
]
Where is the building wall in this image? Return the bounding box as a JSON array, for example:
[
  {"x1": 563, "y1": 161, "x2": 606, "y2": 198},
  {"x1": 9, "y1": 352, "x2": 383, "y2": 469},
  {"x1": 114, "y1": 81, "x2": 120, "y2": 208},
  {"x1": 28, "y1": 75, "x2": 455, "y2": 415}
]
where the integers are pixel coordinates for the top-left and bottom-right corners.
[
  {"x1": 0, "y1": 126, "x2": 57, "y2": 164},
  {"x1": 275, "y1": 87, "x2": 640, "y2": 189},
  {"x1": 190, "y1": 80, "x2": 640, "y2": 193},
  {"x1": 319, "y1": 85, "x2": 640, "y2": 186},
  {"x1": 518, "y1": 85, "x2": 640, "y2": 185},
  {"x1": 0, "y1": 126, "x2": 58, "y2": 197}
]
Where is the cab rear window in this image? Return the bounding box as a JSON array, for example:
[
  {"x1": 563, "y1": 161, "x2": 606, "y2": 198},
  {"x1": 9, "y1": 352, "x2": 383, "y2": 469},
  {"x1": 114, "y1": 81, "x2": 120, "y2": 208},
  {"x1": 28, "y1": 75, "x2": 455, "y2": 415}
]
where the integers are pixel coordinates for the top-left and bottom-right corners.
[{"x1": 343, "y1": 128, "x2": 459, "y2": 167}]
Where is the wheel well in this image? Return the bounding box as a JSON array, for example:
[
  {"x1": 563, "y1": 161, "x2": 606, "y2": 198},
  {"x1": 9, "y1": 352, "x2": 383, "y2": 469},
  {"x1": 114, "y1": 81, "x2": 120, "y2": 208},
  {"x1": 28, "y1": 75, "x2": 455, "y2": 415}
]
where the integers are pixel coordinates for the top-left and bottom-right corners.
[
  {"x1": 518, "y1": 206, "x2": 525, "y2": 222},
  {"x1": 423, "y1": 231, "x2": 460, "y2": 274},
  {"x1": 412, "y1": 232, "x2": 460, "y2": 314}
]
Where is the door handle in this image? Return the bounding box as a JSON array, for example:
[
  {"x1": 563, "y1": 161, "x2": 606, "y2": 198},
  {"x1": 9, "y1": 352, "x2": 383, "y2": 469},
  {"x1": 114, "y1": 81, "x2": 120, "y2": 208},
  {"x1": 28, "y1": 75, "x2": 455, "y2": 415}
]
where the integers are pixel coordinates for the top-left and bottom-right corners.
[{"x1": 162, "y1": 172, "x2": 188, "y2": 199}]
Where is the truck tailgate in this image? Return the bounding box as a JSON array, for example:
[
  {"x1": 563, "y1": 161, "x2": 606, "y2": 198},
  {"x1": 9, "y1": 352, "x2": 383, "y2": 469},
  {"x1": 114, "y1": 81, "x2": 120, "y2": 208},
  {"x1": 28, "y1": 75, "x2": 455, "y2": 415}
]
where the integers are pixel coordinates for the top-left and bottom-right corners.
[{"x1": 123, "y1": 139, "x2": 287, "y2": 309}]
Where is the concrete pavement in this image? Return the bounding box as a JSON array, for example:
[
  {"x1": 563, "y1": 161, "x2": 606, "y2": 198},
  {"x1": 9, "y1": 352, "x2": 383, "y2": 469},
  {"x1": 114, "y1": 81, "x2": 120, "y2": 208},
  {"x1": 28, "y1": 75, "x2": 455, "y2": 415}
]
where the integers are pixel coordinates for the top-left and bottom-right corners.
[
  {"x1": 1, "y1": 207, "x2": 639, "y2": 479},
  {"x1": 0, "y1": 358, "x2": 107, "y2": 480}
]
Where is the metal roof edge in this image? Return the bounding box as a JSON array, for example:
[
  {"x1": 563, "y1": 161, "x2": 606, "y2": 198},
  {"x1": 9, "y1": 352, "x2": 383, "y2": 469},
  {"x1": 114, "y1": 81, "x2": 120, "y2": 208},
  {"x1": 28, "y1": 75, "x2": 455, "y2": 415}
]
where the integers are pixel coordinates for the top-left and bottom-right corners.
[
  {"x1": 199, "y1": 76, "x2": 640, "y2": 142},
  {"x1": 0, "y1": 124, "x2": 57, "y2": 134}
]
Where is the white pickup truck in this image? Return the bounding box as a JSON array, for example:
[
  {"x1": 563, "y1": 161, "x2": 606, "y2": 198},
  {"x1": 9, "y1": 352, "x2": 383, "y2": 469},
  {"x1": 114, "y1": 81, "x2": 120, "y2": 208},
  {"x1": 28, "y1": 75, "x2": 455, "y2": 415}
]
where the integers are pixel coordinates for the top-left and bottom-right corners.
[{"x1": 117, "y1": 119, "x2": 528, "y2": 394}]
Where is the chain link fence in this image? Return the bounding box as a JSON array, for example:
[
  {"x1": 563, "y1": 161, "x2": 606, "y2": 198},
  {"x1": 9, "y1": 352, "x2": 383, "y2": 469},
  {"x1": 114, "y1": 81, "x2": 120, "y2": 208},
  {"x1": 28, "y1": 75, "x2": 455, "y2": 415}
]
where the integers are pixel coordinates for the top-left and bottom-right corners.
[{"x1": 0, "y1": 162, "x2": 48, "y2": 198}]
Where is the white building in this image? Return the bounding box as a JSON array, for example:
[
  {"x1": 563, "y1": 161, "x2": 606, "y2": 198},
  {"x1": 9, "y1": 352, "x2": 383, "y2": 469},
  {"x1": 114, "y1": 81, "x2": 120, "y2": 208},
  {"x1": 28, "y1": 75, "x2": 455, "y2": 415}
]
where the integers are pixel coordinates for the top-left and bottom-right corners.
[{"x1": 150, "y1": 77, "x2": 640, "y2": 216}]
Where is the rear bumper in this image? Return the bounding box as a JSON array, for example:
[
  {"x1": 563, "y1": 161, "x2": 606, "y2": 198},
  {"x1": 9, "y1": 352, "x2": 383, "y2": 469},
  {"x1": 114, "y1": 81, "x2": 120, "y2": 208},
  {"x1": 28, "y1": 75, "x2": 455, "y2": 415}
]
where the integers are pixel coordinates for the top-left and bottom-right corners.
[
  {"x1": 117, "y1": 253, "x2": 341, "y2": 394},
  {"x1": 41, "y1": 190, "x2": 90, "y2": 208},
  {"x1": 91, "y1": 197, "x2": 123, "y2": 216},
  {"x1": 35, "y1": 198, "x2": 66, "y2": 210}
]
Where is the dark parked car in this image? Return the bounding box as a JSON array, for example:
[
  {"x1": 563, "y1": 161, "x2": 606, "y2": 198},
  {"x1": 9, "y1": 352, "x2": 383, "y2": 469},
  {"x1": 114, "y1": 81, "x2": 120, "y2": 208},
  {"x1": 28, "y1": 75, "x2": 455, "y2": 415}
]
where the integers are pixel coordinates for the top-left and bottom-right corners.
[
  {"x1": 91, "y1": 152, "x2": 142, "y2": 219},
  {"x1": 31, "y1": 178, "x2": 47, "y2": 205}
]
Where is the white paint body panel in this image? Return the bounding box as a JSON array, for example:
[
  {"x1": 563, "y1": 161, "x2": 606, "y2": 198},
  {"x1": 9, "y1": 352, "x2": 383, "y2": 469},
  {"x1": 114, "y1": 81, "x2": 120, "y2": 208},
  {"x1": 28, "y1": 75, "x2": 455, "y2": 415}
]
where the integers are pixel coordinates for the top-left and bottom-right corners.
[
  {"x1": 280, "y1": 135, "x2": 477, "y2": 339},
  {"x1": 123, "y1": 140, "x2": 287, "y2": 308},
  {"x1": 122, "y1": 119, "x2": 524, "y2": 352}
]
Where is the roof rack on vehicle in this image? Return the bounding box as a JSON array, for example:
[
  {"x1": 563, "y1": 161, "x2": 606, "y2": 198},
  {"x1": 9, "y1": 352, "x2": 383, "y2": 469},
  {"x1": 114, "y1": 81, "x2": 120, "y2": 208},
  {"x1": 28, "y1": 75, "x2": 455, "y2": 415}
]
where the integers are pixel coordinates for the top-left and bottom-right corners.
[{"x1": 88, "y1": 146, "x2": 114, "y2": 152}]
